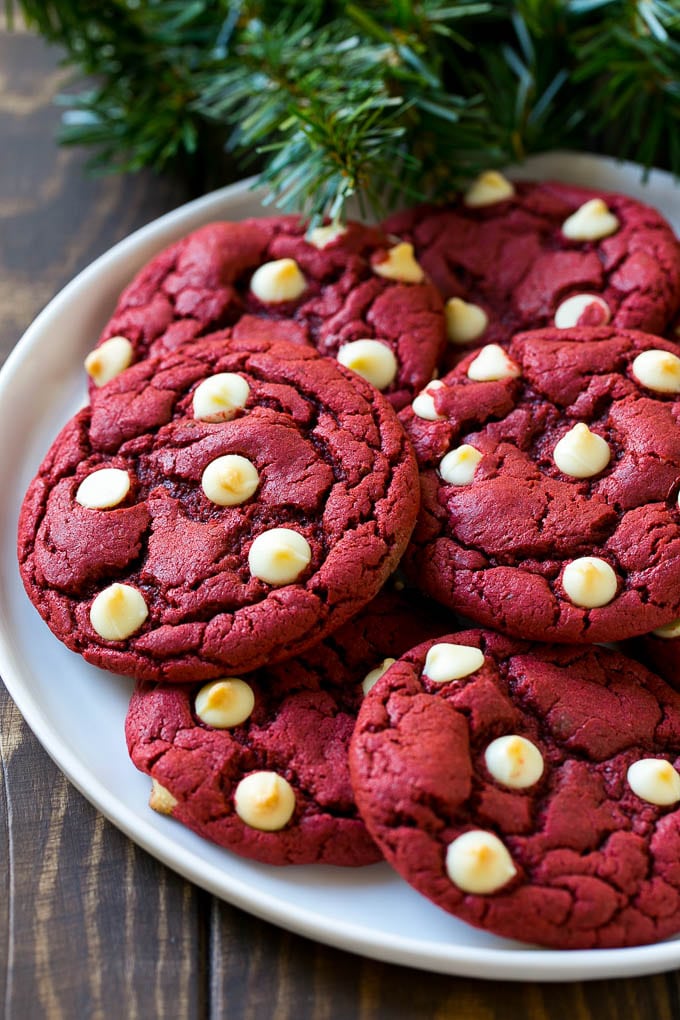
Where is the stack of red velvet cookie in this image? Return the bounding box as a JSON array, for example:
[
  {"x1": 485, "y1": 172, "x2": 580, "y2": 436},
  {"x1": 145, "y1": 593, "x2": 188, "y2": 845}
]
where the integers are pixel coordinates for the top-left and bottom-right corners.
[{"x1": 17, "y1": 173, "x2": 680, "y2": 950}]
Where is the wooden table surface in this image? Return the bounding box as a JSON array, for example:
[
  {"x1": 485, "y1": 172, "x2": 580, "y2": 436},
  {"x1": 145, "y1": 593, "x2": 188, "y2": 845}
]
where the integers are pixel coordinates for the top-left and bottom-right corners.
[{"x1": 1, "y1": 22, "x2": 679, "y2": 1020}]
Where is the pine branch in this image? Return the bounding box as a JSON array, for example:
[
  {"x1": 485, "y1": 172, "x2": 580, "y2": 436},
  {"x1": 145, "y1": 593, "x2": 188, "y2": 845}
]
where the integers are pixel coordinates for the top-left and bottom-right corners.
[
  {"x1": 569, "y1": 0, "x2": 680, "y2": 171},
  {"x1": 13, "y1": 0, "x2": 222, "y2": 173},
  {"x1": 193, "y1": 5, "x2": 497, "y2": 220},
  {"x1": 6, "y1": 0, "x2": 680, "y2": 220}
]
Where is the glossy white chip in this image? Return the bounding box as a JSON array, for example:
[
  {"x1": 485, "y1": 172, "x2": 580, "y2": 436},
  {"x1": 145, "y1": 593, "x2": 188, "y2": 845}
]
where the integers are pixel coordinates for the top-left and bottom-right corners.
[
  {"x1": 467, "y1": 344, "x2": 520, "y2": 382},
  {"x1": 632, "y1": 349, "x2": 680, "y2": 394},
  {"x1": 234, "y1": 771, "x2": 296, "y2": 831},
  {"x1": 484, "y1": 735, "x2": 544, "y2": 789},
  {"x1": 192, "y1": 373, "x2": 250, "y2": 422},
  {"x1": 412, "y1": 380, "x2": 445, "y2": 420},
  {"x1": 554, "y1": 293, "x2": 611, "y2": 329},
  {"x1": 248, "y1": 528, "x2": 312, "y2": 585},
  {"x1": 561, "y1": 199, "x2": 619, "y2": 241},
  {"x1": 446, "y1": 831, "x2": 517, "y2": 894},
  {"x1": 463, "y1": 171, "x2": 515, "y2": 208},
  {"x1": 308, "y1": 222, "x2": 347, "y2": 248},
  {"x1": 562, "y1": 557, "x2": 617, "y2": 608},
  {"x1": 250, "y1": 258, "x2": 306, "y2": 303},
  {"x1": 439, "y1": 445, "x2": 483, "y2": 486},
  {"x1": 361, "y1": 657, "x2": 396, "y2": 697},
  {"x1": 84, "y1": 336, "x2": 133, "y2": 387},
  {"x1": 445, "y1": 297, "x2": 489, "y2": 344},
  {"x1": 75, "y1": 468, "x2": 131, "y2": 509},
  {"x1": 149, "y1": 779, "x2": 177, "y2": 816},
  {"x1": 201, "y1": 455, "x2": 259, "y2": 507},
  {"x1": 337, "y1": 339, "x2": 398, "y2": 390},
  {"x1": 423, "y1": 643, "x2": 484, "y2": 683},
  {"x1": 90, "y1": 583, "x2": 148, "y2": 641},
  {"x1": 372, "y1": 242, "x2": 425, "y2": 283},
  {"x1": 195, "y1": 679, "x2": 255, "y2": 728},
  {"x1": 552, "y1": 423, "x2": 610, "y2": 478},
  {"x1": 627, "y1": 759, "x2": 680, "y2": 806}
]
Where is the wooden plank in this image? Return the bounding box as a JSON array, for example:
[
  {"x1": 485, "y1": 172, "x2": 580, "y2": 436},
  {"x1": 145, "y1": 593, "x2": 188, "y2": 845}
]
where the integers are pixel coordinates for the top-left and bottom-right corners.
[
  {"x1": 209, "y1": 896, "x2": 679, "y2": 1020},
  {"x1": 0, "y1": 25, "x2": 207, "y2": 1019},
  {"x1": 0, "y1": 693, "x2": 208, "y2": 1019}
]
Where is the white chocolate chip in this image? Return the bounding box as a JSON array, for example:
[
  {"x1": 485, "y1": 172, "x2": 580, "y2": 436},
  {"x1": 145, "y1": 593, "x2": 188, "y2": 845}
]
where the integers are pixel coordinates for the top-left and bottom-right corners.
[
  {"x1": 467, "y1": 344, "x2": 520, "y2": 382},
  {"x1": 248, "y1": 528, "x2": 312, "y2": 585},
  {"x1": 250, "y1": 258, "x2": 306, "y2": 303},
  {"x1": 372, "y1": 242, "x2": 425, "y2": 284},
  {"x1": 439, "y1": 445, "x2": 483, "y2": 486},
  {"x1": 445, "y1": 297, "x2": 489, "y2": 345},
  {"x1": 561, "y1": 199, "x2": 620, "y2": 241},
  {"x1": 652, "y1": 618, "x2": 680, "y2": 639},
  {"x1": 552, "y1": 423, "x2": 611, "y2": 479},
  {"x1": 632, "y1": 349, "x2": 680, "y2": 394},
  {"x1": 412, "y1": 379, "x2": 445, "y2": 421},
  {"x1": 84, "y1": 336, "x2": 134, "y2": 387},
  {"x1": 484, "y1": 735, "x2": 544, "y2": 789},
  {"x1": 361, "y1": 657, "x2": 396, "y2": 696},
  {"x1": 308, "y1": 222, "x2": 347, "y2": 248},
  {"x1": 337, "y1": 339, "x2": 398, "y2": 391},
  {"x1": 561, "y1": 557, "x2": 617, "y2": 608},
  {"x1": 423, "y1": 642, "x2": 484, "y2": 684},
  {"x1": 193, "y1": 373, "x2": 250, "y2": 422},
  {"x1": 75, "y1": 468, "x2": 131, "y2": 509},
  {"x1": 90, "y1": 582, "x2": 148, "y2": 640},
  {"x1": 195, "y1": 678, "x2": 255, "y2": 728},
  {"x1": 463, "y1": 171, "x2": 515, "y2": 208},
  {"x1": 445, "y1": 830, "x2": 517, "y2": 894},
  {"x1": 554, "y1": 293, "x2": 611, "y2": 329},
  {"x1": 234, "y1": 771, "x2": 296, "y2": 831},
  {"x1": 201, "y1": 454, "x2": 259, "y2": 507},
  {"x1": 627, "y1": 758, "x2": 680, "y2": 806},
  {"x1": 149, "y1": 778, "x2": 177, "y2": 815}
]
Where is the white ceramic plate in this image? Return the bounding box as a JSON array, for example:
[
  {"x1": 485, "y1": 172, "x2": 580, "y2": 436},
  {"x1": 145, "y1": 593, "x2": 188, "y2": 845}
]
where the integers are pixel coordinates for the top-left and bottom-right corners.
[{"x1": 2, "y1": 152, "x2": 680, "y2": 981}]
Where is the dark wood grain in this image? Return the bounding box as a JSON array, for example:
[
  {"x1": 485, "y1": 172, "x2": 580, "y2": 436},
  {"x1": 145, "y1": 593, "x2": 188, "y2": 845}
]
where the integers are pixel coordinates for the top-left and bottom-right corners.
[
  {"x1": 209, "y1": 896, "x2": 679, "y2": 1020},
  {"x1": 2, "y1": 18, "x2": 680, "y2": 1020},
  {"x1": 0, "y1": 21, "x2": 206, "y2": 1020}
]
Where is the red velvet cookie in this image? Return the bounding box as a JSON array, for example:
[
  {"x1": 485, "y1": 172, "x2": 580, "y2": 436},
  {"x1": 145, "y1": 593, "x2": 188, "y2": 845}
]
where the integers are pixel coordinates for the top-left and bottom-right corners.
[
  {"x1": 86, "y1": 218, "x2": 446, "y2": 409},
  {"x1": 401, "y1": 325, "x2": 680, "y2": 643},
  {"x1": 350, "y1": 629, "x2": 680, "y2": 948},
  {"x1": 125, "y1": 588, "x2": 450, "y2": 866},
  {"x1": 18, "y1": 335, "x2": 419, "y2": 681},
  {"x1": 384, "y1": 178, "x2": 680, "y2": 359}
]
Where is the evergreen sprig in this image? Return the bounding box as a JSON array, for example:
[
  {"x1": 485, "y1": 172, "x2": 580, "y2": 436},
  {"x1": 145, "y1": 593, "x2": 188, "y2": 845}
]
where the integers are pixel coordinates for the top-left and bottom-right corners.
[{"x1": 6, "y1": 0, "x2": 680, "y2": 221}]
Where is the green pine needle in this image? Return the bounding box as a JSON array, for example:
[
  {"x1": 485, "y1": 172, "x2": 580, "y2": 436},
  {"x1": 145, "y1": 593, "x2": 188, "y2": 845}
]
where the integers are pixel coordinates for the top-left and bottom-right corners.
[{"x1": 6, "y1": 0, "x2": 680, "y2": 220}]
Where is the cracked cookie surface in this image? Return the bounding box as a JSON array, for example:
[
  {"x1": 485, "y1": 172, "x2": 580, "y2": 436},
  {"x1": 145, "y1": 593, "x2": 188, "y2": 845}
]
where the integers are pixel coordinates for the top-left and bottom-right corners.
[
  {"x1": 401, "y1": 326, "x2": 680, "y2": 643},
  {"x1": 125, "y1": 588, "x2": 450, "y2": 865},
  {"x1": 19, "y1": 335, "x2": 419, "y2": 681},
  {"x1": 384, "y1": 181, "x2": 680, "y2": 360},
  {"x1": 350, "y1": 629, "x2": 680, "y2": 948},
  {"x1": 91, "y1": 218, "x2": 446, "y2": 409}
]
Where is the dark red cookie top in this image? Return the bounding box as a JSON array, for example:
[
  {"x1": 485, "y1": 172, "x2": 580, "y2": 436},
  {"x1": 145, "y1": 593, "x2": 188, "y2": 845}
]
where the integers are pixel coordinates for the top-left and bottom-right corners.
[
  {"x1": 19, "y1": 335, "x2": 419, "y2": 682},
  {"x1": 401, "y1": 326, "x2": 680, "y2": 643},
  {"x1": 90, "y1": 218, "x2": 446, "y2": 409},
  {"x1": 384, "y1": 179, "x2": 680, "y2": 356},
  {"x1": 126, "y1": 587, "x2": 450, "y2": 866},
  {"x1": 350, "y1": 629, "x2": 680, "y2": 949}
]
